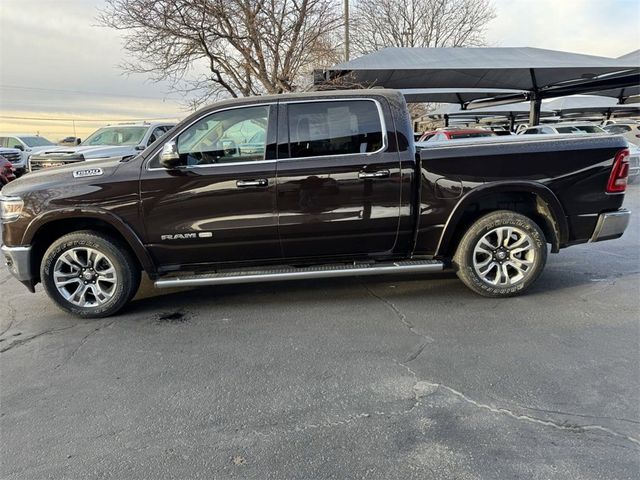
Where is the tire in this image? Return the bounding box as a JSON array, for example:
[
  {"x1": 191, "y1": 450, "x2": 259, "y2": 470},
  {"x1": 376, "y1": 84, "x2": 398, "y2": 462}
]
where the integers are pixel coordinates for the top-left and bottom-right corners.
[
  {"x1": 41, "y1": 231, "x2": 141, "y2": 318},
  {"x1": 453, "y1": 210, "x2": 547, "y2": 298}
]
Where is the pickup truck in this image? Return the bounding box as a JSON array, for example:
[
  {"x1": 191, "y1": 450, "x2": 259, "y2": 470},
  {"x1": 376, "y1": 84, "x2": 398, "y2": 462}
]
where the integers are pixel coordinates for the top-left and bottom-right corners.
[
  {"x1": 0, "y1": 90, "x2": 632, "y2": 318},
  {"x1": 27, "y1": 122, "x2": 175, "y2": 172}
]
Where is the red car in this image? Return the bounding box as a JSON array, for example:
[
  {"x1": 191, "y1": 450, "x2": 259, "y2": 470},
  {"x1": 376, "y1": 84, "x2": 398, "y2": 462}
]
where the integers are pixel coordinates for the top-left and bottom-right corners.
[
  {"x1": 418, "y1": 128, "x2": 496, "y2": 143},
  {"x1": 0, "y1": 155, "x2": 17, "y2": 185}
]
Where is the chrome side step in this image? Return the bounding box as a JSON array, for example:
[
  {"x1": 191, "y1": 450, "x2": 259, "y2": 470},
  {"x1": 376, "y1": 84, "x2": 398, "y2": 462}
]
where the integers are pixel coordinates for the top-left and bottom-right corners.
[{"x1": 154, "y1": 260, "x2": 444, "y2": 289}]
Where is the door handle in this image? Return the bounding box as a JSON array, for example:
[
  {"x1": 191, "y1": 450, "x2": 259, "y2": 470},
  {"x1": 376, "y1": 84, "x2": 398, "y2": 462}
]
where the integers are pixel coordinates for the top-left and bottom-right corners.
[
  {"x1": 358, "y1": 169, "x2": 390, "y2": 179},
  {"x1": 236, "y1": 179, "x2": 268, "y2": 188}
]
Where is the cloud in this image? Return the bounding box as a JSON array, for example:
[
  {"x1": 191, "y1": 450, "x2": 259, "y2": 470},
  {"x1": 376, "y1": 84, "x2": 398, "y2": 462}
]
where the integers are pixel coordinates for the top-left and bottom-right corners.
[{"x1": 486, "y1": 0, "x2": 640, "y2": 57}]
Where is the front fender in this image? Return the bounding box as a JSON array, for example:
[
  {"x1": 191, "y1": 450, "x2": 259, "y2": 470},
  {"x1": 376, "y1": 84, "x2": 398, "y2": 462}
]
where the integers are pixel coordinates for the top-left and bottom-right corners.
[{"x1": 22, "y1": 208, "x2": 156, "y2": 275}]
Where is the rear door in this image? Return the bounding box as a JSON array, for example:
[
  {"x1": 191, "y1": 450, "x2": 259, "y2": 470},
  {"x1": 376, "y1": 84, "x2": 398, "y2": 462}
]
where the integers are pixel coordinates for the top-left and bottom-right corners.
[
  {"x1": 276, "y1": 98, "x2": 402, "y2": 259},
  {"x1": 140, "y1": 103, "x2": 280, "y2": 269}
]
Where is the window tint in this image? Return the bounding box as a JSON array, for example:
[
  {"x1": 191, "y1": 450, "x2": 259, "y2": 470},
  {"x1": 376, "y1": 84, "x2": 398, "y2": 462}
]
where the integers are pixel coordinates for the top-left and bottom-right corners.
[
  {"x1": 523, "y1": 128, "x2": 539, "y2": 134},
  {"x1": 555, "y1": 126, "x2": 579, "y2": 134},
  {"x1": 8, "y1": 137, "x2": 22, "y2": 148},
  {"x1": 605, "y1": 125, "x2": 632, "y2": 134},
  {"x1": 83, "y1": 127, "x2": 147, "y2": 146},
  {"x1": 287, "y1": 100, "x2": 383, "y2": 158},
  {"x1": 449, "y1": 132, "x2": 494, "y2": 139},
  {"x1": 21, "y1": 136, "x2": 54, "y2": 147},
  {"x1": 147, "y1": 127, "x2": 166, "y2": 146},
  {"x1": 175, "y1": 105, "x2": 269, "y2": 166}
]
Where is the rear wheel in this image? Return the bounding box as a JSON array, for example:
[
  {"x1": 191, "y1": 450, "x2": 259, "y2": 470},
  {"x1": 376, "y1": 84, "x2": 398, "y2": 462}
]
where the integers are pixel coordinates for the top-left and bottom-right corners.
[
  {"x1": 453, "y1": 210, "x2": 547, "y2": 297},
  {"x1": 41, "y1": 231, "x2": 140, "y2": 318}
]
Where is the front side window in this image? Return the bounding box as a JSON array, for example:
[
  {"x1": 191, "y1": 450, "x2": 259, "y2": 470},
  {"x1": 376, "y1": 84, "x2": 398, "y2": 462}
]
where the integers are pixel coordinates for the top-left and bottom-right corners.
[
  {"x1": 523, "y1": 128, "x2": 539, "y2": 135},
  {"x1": 173, "y1": 105, "x2": 269, "y2": 166},
  {"x1": 287, "y1": 100, "x2": 383, "y2": 158}
]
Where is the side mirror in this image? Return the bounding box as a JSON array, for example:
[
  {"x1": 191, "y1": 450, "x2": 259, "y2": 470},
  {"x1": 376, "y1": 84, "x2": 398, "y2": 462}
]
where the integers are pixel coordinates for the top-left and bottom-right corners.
[
  {"x1": 135, "y1": 144, "x2": 146, "y2": 151},
  {"x1": 159, "y1": 141, "x2": 182, "y2": 169},
  {"x1": 76, "y1": 138, "x2": 82, "y2": 145},
  {"x1": 13, "y1": 144, "x2": 24, "y2": 151}
]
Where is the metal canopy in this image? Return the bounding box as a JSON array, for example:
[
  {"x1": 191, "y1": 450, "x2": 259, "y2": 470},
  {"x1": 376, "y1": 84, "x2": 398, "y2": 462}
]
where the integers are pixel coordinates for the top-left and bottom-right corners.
[
  {"x1": 590, "y1": 50, "x2": 640, "y2": 104},
  {"x1": 317, "y1": 47, "x2": 639, "y2": 125},
  {"x1": 400, "y1": 88, "x2": 527, "y2": 105}
]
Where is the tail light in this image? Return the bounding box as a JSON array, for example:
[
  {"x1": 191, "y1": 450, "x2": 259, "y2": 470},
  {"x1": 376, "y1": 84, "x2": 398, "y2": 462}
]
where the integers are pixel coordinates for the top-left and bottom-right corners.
[{"x1": 606, "y1": 148, "x2": 630, "y2": 193}]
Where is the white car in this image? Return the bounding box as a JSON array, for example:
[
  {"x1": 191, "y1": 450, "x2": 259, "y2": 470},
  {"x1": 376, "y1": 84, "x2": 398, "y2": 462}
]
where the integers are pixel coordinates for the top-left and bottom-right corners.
[
  {"x1": 0, "y1": 134, "x2": 57, "y2": 173},
  {"x1": 603, "y1": 121, "x2": 640, "y2": 146},
  {"x1": 28, "y1": 122, "x2": 175, "y2": 171}
]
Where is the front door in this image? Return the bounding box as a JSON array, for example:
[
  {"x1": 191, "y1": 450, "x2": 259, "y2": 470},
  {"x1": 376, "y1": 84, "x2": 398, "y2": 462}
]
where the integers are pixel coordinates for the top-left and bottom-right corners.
[
  {"x1": 276, "y1": 99, "x2": 402, "y2": 259},
  {"x1": 140, "y1": 103, "x2": 280, "y2": 270}
]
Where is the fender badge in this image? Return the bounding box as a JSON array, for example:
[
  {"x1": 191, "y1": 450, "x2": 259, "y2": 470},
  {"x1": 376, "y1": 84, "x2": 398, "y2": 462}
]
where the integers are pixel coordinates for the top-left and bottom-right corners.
[{"x1": 73, "y1": 168, "x2": 104, "y2": 178}]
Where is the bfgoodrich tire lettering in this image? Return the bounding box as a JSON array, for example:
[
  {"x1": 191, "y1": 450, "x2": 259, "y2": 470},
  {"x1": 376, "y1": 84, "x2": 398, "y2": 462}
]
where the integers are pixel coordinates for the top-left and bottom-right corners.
[
  {"x1": 41, "y1": 231, "x2": 140, "y2": 318},
  {"x1": 453, "y1": 210, "x2": 547, "y2": 298}
]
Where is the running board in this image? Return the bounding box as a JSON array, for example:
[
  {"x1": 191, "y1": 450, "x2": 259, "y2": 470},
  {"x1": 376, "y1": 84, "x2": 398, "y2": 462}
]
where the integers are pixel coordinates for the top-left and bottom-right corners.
[{"x1": 154, "y1": 260, "x2": 444, "y2": 289}]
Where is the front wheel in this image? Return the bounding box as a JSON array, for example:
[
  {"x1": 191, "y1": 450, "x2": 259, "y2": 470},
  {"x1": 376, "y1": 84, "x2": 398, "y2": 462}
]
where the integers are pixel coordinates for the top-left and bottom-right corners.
[
  {"x1": 453, "y1": 210, "x2": 547, "y2": 297},
  {"x1": 41, "y1": 231, "x2": 141, "y2": 318}
]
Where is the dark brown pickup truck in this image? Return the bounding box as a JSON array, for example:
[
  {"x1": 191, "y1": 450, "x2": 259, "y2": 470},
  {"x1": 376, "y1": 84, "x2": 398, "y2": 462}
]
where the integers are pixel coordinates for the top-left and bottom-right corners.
[{"x1": 0, "y1": 90, "x2": 632, "y2": 317}]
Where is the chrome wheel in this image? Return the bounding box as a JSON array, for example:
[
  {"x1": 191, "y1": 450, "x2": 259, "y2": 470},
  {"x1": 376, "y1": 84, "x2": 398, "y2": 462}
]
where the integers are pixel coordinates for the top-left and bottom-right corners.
[
  {"x1": 472, "y1": 226, "x2": 536, "y2": 286},
  {"x1": 53, "y1": 247, "x2": 118, "y2": 307}
]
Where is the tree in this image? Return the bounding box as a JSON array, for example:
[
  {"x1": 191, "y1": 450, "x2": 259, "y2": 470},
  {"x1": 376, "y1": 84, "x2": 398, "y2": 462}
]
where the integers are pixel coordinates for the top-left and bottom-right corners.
[
  {"x1": 99, "y1": 0, "x2": 343, "y2": 105},
  {"x1": 351, "y1": 0, "x2": 496, "y2": 54}
]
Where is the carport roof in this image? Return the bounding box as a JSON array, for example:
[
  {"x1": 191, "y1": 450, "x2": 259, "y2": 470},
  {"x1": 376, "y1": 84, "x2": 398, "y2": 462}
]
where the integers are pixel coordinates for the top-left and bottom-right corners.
[
  {"x1": 401, "y1": 88, "x2": 527, "y2": 105},
  {"x1": 429, "y1": 102, "x2": 554, "y2": 118},
  {"x1": 317, "y1": 47, "x2": 636, "y2": 92}
]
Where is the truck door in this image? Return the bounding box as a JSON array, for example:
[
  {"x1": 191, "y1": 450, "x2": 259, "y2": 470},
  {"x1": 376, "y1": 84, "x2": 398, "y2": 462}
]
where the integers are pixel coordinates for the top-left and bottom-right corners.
[
  {"x1": 140, "y1": 103, "x2": 280, "y2": 269},
  {"x1": 276, "y1": 98, "x2": 401, "y2": 259}
]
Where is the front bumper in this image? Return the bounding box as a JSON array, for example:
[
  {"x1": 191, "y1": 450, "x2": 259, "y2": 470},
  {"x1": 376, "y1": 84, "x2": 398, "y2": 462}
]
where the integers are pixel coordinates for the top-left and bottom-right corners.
[
  {"x1": 590, "y1": 209, "x2": 631, "y2": 242},
  {"x1": 2, "y1": 244, "x2": 33, "y2": 283}
]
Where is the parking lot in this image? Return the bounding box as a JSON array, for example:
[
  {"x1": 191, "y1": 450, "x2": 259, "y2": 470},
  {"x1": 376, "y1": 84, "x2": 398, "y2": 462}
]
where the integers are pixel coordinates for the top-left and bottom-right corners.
[{"x1": 1, "y1": 185, "x2": 638, "y2": 479}]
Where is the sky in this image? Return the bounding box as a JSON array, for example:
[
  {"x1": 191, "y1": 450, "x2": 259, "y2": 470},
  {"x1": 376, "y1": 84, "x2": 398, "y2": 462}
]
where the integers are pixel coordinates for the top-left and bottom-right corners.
[{"x1": 0, "y1": 0, "x2": 639, "y2": 140}]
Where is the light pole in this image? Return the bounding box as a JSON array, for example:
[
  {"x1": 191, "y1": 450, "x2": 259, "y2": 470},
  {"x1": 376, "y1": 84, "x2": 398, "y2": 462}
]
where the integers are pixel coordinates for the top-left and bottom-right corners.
[{"x1": 344, "y1": 0, "x2": 349, "y2": 61}]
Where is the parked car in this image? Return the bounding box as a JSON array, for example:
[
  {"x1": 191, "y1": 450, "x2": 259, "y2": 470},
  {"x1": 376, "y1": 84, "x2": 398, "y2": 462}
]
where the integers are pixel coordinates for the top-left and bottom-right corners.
[
  {"x1": 418, "y1": 127, "x2": 496, "y2": 142},
  {"x1": 0, "y1": 90, "x2": 631, "y2": 317},
  {"x1": 28, "y1": 122, "x2": 176, "y2": 171},
  {"x1": 0, "y1": 156, "x2": 16, "y2": 185},
  {"x1": 58, "y1": 136, "x2": 82, "y2": 146},
  {"x1": 518, "y1": 123, "x2": 607, "y2": 135},
  {"x1": 0, "y1": 134, "x2": 56, "y2": 174},
  {"x1": 0, "y1": 147, "x2": 24, "y2": 176},
  {"x1": 603, "y1": 121, "x2": 640, "y2": 146}
]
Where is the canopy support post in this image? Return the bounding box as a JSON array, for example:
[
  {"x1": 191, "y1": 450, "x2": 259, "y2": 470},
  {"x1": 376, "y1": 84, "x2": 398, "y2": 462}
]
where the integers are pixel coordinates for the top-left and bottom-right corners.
[
  {"x1": 444, "y1": 114, "x2": 449, "y2": 127},
  {"x1": 509, "y1": 114, "x2": 515, "y2": 132},
  {"x1": 529, "y1": 92, "x2": 541, "y2": 126}
]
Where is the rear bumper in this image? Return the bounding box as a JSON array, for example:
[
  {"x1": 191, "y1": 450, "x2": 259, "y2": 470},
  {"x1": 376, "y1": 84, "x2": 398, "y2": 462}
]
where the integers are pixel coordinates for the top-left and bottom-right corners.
[
  {"x1": 1, "y1": 244, "x2": 33, "y2": 282},
  {"x1": 590, "y1": 209, "x2": 631, "y2": 242}
]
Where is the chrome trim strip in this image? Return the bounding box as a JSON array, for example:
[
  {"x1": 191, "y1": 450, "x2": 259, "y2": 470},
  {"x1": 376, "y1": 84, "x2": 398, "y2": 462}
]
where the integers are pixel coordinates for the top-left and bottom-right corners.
[
  {"x1": 155, "y1": 261, "x2": 444, "y2": 288},
  {"x1": 280, "y1": 98, "x2": 388, "y2": 160},
  {"x1": 146, "y1": 97, "x2": 389, "y2": 171},
  {"x1": 589, "y1": 209, "x2": 631, "y2": 242}
]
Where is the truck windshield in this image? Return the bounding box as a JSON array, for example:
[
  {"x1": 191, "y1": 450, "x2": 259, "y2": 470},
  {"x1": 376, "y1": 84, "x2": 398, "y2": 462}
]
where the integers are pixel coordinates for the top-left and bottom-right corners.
[
  {"x1": 21, "y1": 136, "x2": 55, "y2": 147},
  {"x1": 82, "y1": 127, "x2": 147, "y2": 146}
]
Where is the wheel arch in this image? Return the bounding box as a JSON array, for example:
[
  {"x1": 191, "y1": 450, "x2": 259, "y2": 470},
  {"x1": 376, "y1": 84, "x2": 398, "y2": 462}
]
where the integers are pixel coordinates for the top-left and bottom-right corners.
[
  {"x1": 436, "y1": 181, "x2": 568, "y2": 258},
  {"x1": 24, "y1": 209, "x2": 156, "y2": 282}
]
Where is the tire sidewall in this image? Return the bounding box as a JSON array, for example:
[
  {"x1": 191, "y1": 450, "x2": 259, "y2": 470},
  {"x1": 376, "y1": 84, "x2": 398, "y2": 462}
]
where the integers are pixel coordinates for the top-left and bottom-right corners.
[
  {"x1": 41, "y1": 234, "x2": 134, "y2": 318},
  {"x1": 456, "y1": 212, "x2": 547, "y2": 297}
]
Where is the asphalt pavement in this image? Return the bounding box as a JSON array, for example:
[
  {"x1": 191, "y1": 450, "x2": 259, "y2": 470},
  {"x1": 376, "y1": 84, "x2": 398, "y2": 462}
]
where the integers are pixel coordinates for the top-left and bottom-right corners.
[{"x1": 1, "y1": 185, "x2": 639, "y2": 479}]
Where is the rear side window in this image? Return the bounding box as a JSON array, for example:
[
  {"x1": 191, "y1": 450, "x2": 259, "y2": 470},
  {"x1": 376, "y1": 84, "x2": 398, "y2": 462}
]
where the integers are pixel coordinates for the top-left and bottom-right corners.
[{"x1": 287, "y1": 100, "x2": 383, "y2": 158}]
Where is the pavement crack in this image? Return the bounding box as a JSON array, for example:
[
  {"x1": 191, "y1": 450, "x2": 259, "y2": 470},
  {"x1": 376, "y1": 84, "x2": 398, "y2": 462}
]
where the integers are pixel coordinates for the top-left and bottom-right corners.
[
  {"x1": 0, "y1": 326, "x2": 76, "y2": 353},
  {"x1": 361, "y1": 283, "x2": 434, "y2": 364},
  {"x1": 403, "y1": 342, "x2": 428, "y2": 364},
  {"x1": 0, "y1": 298, "x2": 17, "y2": 338},
  {"x1": 411, "y1": 376, "x2": 640, "y2": 448},
  {"x1": 54, "y1": 320, "x2": 117, "y2": 370}
]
